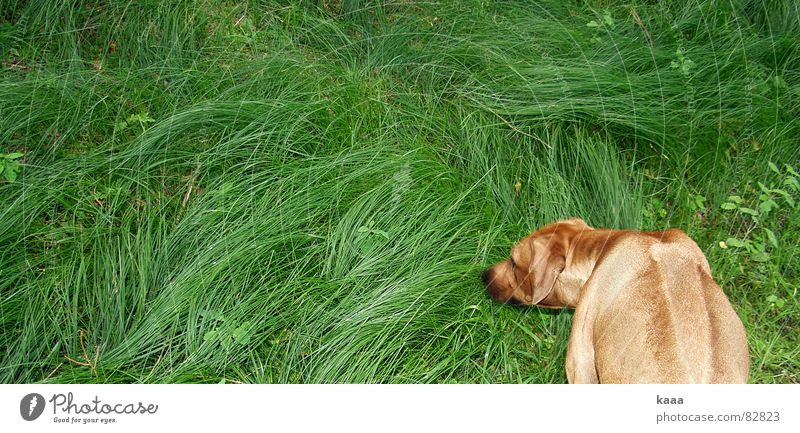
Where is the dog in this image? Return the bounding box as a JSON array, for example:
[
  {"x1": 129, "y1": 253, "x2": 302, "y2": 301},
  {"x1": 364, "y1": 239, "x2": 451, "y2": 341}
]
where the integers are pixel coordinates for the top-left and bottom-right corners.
[{"x1": 482, "y1": 218, "x2": 749, "y2": 383}]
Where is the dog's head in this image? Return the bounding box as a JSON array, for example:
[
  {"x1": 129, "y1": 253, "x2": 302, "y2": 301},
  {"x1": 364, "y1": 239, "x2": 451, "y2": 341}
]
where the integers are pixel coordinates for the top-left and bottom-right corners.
[{"x1": 482, "y1": 218, "x2": 590, "y2": 307}]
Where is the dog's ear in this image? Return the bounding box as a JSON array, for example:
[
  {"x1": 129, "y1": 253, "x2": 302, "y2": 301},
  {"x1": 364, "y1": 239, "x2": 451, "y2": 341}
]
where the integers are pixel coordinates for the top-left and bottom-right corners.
[{"x1": 527, "y1": 235, "x2": 567, "y2": 304}]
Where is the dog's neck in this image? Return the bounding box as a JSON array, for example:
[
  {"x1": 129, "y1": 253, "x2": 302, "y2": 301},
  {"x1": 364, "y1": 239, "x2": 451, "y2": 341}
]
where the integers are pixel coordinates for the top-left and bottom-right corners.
[{"x1": 548, "y1": 228, "x2": 620, "y2": 308}]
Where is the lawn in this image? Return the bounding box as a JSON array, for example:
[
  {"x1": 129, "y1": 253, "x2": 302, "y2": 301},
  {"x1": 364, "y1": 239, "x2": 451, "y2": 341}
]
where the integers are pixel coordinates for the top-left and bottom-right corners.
[{"x1": 1, "y1": 0, "x2": 798, "y2": 383}]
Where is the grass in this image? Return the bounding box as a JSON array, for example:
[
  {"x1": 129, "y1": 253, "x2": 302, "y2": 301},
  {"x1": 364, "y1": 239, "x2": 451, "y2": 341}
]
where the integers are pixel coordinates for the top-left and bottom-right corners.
[{"x1": 0, "y1": 0, "x2": 798, "y2": 383}]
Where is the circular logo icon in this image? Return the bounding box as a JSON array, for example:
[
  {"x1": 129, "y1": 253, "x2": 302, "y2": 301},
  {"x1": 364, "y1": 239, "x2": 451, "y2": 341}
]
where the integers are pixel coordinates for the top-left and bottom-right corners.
[{"x1": 20, "y1": 393, "x2": 46, "y2": 421}]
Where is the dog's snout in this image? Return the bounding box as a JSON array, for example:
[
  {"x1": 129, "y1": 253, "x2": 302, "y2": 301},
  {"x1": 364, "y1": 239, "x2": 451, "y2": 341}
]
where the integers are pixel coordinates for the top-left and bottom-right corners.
[
  {"x1": 483, "y1": 263, "x2": 519, "y2": 305},
  {"x1": 506, "y1": 296, "x2": 523, "y2": 306},
  {"x1": 481, "y1": 268, "x2": 492, "y2": 286},
  {"x1": 482, "y1": 267, "x2": 506, "y2": 302}
]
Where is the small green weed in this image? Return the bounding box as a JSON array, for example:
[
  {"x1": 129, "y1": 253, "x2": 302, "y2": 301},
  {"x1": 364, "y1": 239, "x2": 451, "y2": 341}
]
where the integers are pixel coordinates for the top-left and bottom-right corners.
[
  {"x1": 0, "y1": 152, "x2": 23, "y2": 182},
  {"x1": 689, "y1": 194, "x2": 708, "y2": 214},
  {"x1": 355, "y1": 218, "x2": 390, "y2": 256},
  {"x1": 671, "y1": 47, "x2": 696, "y2": 77},
  {"x1": 201, "y1": 310, "x2": 253, "y2": 351},
  {"x1": 586, "y1": 11, "x2": 615, "y2": 30},
  {"x1": 115, "y1": 111, "x2": 155, "y2": 134}
]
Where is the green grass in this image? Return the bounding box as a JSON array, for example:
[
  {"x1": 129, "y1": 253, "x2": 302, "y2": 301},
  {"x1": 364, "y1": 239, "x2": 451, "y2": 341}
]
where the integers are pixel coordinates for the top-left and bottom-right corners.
[{"x1": 1, "y1": 0, "x2": 798, "y2": 383}]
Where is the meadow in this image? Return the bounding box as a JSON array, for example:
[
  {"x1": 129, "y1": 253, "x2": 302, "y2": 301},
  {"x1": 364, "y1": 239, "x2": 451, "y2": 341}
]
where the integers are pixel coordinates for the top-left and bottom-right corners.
[{"x1": 1, "y1": 0, "x2": 798, "y2": 383}]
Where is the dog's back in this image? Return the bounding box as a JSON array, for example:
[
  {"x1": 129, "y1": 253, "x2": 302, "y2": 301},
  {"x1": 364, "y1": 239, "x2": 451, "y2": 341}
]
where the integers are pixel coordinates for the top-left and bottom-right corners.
[{"x1": 588, "y1": 231, "x2": 750, "y2": 383}]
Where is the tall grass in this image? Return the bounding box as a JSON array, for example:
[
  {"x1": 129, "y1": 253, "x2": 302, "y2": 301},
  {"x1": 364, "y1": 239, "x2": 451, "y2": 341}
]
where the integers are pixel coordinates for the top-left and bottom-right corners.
[{"x1": 1, "y1": 0, "x2": 798, "y2": 383}]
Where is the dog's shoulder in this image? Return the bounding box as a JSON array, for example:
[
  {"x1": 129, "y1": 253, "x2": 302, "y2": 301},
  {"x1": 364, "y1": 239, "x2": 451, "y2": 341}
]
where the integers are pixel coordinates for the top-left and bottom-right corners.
[
  {"x1": 617, "y1": 228, "x2": 699, "y2": 251},
  {"x1": 638, "y1": 228, "x2": 712, "y2": 276},
  {"x1": 601, "y1": 229, "x2": 707, "y2": 266}
]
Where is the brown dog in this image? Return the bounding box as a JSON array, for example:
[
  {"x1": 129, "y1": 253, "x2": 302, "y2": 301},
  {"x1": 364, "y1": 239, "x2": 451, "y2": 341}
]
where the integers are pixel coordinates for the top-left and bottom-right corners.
[{"x1": 482, "y1": 218, "x2": 749, "y2": 383}]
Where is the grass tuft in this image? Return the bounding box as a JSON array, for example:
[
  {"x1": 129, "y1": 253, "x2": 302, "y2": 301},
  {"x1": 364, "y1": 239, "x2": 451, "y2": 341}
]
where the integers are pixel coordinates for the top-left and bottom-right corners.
[{"x1": 1, "y1": 0, "x2": 798, "y2": 383}]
